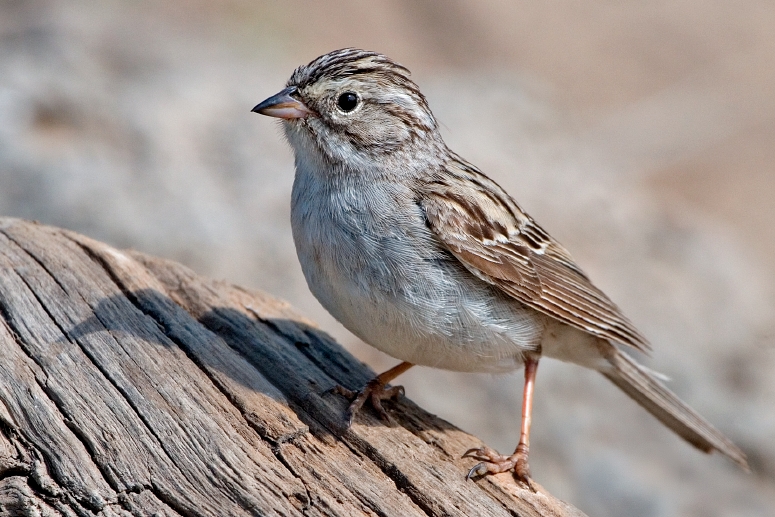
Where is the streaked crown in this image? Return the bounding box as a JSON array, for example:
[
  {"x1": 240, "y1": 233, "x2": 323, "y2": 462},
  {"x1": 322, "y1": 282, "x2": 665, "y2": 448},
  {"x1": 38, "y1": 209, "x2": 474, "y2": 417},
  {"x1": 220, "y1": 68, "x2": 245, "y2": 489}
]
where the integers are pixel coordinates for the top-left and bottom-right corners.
[
  {"x1": 253, "y1": 49, "x2": 447, "y2": 169},
  {"x1": 288, "y1": 48, "x2": 414, "y2": 91}
]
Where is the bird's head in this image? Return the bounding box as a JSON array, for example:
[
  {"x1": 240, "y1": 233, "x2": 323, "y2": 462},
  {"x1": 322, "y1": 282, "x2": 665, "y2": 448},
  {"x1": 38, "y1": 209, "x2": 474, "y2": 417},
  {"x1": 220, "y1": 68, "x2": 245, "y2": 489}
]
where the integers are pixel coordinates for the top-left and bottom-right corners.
[{"x1": 253, "y1": 48, "x2": 443, "y2": 170}]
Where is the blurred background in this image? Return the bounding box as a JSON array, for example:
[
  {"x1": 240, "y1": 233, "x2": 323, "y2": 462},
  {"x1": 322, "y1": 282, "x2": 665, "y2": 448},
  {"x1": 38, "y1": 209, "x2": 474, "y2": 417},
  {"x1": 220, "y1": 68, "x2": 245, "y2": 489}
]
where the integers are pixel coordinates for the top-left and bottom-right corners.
[{"x1": 1, "y1": 1, "x2": 773, "y2": 515}]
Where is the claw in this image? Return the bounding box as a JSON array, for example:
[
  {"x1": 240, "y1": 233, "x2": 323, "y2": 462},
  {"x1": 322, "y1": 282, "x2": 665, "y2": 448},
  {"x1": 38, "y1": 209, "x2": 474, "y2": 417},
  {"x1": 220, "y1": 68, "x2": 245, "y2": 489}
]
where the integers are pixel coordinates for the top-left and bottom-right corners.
[
  {"x1": 461, "y1": 446, "x2": 497, "y2": 461},
  {"x1": 329, "y1": 379, "x2": 406, "y2": 427},
  {"x1": 461, "y1": 444, "x2": 537, "y2": 491},
  {"x1": 522, "y1": 476, "x2": 537, "y2": 493},
  {"x1": 328, "y1": 362, "x2": 413, "y2": 427},
  {"x1": 370, "y1": 394, "x2": 391, "y2": 422},
  {"x1": 466, "y1": 463, "x2": 486, "y2": 481},
  {"x1": 328, "y1": 384, "x2": 356, "y2": 398},
  {"x1": 462, "y1": 448, "x2": 480, "y2": 459}
]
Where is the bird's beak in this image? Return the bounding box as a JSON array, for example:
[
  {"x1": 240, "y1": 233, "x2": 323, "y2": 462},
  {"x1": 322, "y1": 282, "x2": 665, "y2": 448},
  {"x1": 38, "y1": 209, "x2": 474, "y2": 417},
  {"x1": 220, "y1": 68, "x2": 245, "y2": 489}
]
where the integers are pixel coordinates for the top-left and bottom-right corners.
[{"x1": 252, "y1": 86, "x2": 315, "y2": 119}]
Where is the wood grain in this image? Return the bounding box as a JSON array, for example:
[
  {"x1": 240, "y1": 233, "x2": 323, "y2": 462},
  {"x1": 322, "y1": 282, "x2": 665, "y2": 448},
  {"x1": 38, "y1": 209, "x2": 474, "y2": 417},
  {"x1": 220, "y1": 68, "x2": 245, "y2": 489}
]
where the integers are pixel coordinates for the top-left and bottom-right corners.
[{"x1": 0, "y1": 218, "x2": 585, "y2": 517}]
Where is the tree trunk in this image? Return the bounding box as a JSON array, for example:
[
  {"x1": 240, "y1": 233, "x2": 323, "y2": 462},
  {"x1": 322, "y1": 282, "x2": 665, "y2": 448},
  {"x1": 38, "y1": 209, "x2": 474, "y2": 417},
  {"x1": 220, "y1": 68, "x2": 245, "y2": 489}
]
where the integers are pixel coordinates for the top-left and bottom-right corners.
[{"x1": 0, "y1": 218, "x2": 586, "y2": 517}]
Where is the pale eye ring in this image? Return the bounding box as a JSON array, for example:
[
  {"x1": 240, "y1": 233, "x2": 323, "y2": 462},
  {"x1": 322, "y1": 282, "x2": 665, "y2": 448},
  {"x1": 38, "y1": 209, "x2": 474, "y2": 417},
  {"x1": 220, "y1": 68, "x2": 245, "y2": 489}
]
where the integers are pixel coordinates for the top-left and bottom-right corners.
[{"x1": 336, "y1": 91, "x2": 359, "y2": 112}]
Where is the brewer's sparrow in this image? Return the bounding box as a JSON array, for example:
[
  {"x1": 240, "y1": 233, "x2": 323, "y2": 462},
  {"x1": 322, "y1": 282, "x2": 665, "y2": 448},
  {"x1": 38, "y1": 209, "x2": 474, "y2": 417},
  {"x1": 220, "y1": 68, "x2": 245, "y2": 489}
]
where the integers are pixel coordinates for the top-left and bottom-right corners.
[{"x1": 252, "y1": 48, "x2": 747, "y2": 487}]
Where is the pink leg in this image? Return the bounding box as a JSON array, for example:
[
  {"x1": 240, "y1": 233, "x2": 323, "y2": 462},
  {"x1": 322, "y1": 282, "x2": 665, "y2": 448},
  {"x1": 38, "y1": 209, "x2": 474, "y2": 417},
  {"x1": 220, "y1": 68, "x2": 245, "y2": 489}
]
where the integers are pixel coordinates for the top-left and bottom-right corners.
[{"x1": 463, "y1": 356, "x2": 539, "y2": 490}]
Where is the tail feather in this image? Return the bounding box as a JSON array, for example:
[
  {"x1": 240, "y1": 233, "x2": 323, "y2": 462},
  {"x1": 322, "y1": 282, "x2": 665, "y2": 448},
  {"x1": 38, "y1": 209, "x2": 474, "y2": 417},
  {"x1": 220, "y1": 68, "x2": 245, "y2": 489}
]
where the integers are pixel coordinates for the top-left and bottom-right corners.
[{"x1": 602, "y1": 349, "x2": 749, "y2": 470}]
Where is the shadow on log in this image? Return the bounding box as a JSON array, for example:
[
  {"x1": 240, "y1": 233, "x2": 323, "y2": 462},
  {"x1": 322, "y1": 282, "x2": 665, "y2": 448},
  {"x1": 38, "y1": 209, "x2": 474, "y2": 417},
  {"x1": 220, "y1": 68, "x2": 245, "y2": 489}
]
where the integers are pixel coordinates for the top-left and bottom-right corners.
[{"x1": 0, "y1": 218, "x2": 585, "y2": 517}]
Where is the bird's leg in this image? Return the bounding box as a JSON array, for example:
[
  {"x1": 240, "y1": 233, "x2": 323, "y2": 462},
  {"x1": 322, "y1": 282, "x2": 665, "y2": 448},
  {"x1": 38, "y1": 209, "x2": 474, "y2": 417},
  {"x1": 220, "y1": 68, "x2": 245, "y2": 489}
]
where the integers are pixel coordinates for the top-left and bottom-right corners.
[
  {"x1": 331, "y1": 361, "x2": 414, "y2": 426},
  {"x1": 464, "y1": 356, "x2": 539, "y2": 491}
]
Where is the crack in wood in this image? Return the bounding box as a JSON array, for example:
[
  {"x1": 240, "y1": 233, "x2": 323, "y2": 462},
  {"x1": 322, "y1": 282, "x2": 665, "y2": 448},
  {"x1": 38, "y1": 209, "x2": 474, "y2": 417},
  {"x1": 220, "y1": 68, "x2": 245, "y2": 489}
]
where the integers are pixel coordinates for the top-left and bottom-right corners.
[
  {"x1": 71, "y1": 235, "x2": 317, "y2": 458},
  {"x1": 269, "y1": 444, "x2": 313, "y2": 515},
  {"x1": 59, "y1": 234, "x2": 312, "y2": 515},
  {"x1": 192, "y1": 306, "x2": 443, "y2": 517},
  {"x1": 1, "y1": 240, "x2": 188, "y2": 517},
  {"x1": 0, "y1": 275, "x2": 114, "y2": 512},
  {"x1": 1, "y1": 228, "x2": 294, "y2": 515}
]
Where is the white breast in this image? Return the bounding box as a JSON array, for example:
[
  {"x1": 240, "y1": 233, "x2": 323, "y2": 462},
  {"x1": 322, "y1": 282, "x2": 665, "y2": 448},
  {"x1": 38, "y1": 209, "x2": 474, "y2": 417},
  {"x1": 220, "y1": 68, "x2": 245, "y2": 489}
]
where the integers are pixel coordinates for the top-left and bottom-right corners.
[{"x1": 290, "y1": 160, "x2": 546, "y2": 373}]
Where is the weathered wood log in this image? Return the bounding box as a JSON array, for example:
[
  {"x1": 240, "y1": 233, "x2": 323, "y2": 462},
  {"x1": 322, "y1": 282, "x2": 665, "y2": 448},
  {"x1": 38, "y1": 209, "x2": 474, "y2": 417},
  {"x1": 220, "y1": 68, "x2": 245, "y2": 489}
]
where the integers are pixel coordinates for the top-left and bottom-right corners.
[{"x1": 0, "y1": 218, "x2": 585, "y2": 517}]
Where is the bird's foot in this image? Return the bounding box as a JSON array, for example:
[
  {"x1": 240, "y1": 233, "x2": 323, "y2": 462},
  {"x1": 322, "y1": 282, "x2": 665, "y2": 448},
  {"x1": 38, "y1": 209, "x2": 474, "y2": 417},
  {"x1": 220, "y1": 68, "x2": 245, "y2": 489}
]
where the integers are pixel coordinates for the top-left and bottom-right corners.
[
  {"x1": 463, "y1": 444, "x2": 535, "y2": 491},
  {"x1": 330, "y1": 378, "x2": 405, "y2": 426}
]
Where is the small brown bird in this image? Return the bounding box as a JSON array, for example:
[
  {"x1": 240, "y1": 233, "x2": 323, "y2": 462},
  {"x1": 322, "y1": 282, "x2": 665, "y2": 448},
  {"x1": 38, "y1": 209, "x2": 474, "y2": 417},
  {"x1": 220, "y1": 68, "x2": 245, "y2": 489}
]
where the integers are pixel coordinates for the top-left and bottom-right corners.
[{"x1": 252, "y1": 48, "x2": 748, "y2": 487}]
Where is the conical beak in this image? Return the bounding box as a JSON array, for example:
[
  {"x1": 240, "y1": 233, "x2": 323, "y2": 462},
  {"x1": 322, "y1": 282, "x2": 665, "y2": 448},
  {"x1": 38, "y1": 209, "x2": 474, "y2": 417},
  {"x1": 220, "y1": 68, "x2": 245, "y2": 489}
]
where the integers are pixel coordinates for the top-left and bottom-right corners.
[{"x1": 252, "y1": 86, "x2": 315, "y2": 119}]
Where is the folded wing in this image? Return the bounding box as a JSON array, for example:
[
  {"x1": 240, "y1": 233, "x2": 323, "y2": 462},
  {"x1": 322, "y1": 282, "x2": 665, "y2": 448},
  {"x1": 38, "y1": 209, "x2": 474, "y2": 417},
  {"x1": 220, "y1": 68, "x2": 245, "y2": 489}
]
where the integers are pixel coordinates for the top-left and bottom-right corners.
[{"x1": 420, "y1": 157, "x2": 650, "y2": 354}]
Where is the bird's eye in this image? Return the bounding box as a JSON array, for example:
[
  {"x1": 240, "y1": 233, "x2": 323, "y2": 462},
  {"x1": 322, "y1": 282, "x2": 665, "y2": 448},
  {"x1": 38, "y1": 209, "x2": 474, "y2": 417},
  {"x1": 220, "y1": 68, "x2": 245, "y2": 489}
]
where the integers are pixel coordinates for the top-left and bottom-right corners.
[{"x1": 336, "y1": 92, "x2": 359, "y2": 112}]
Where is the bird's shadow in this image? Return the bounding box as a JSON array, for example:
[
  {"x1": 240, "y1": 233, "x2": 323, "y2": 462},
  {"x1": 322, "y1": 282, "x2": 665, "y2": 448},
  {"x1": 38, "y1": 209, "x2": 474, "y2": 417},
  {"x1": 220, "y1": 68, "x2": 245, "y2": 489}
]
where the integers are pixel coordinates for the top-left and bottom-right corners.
[{"x1": 64, "y1": 288, "x2": 459, "y2": 439}]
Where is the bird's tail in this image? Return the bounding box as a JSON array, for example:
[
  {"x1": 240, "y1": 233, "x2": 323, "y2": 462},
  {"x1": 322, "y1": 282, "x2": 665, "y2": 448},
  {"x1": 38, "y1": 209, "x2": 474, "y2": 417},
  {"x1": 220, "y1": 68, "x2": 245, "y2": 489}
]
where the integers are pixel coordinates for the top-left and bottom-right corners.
[{"x1": 601, "y1": 349, "x2": 749, "y2": 470}]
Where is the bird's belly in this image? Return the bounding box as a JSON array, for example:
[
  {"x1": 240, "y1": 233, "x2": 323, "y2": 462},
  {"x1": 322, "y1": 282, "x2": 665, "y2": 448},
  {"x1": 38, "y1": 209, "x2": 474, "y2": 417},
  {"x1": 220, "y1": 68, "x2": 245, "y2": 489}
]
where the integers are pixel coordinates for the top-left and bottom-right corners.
[{"x1": 296, "y1": 235, "x2": 544, "y2": 373}]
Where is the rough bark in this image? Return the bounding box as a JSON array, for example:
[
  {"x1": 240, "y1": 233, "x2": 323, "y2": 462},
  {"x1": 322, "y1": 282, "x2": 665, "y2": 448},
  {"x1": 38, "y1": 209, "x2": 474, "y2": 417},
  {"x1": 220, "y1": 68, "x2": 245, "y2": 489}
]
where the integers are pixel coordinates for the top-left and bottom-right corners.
[{"x1": 0, "y1": 218, "x2": 586, "y2": 517}]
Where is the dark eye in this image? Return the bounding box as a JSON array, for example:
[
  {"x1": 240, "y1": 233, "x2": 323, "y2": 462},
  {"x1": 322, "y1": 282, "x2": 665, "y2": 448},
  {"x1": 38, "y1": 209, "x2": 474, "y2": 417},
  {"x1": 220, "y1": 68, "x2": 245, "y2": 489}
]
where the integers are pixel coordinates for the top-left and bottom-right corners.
[{"x1": 336, "y1": 92, "x2": 359, "y2": 112}]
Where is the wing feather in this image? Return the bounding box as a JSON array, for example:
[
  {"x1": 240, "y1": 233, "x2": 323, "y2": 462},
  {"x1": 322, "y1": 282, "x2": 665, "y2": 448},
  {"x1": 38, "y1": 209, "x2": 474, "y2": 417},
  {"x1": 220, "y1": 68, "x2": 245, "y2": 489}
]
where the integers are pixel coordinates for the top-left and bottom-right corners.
[{"x1": 420, "y1": 157, "x2": 651, "y2": 353}]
